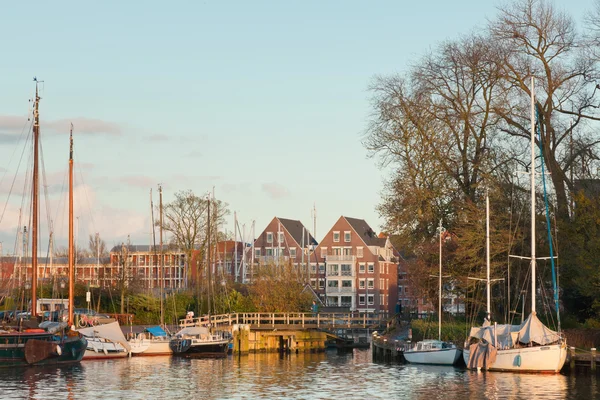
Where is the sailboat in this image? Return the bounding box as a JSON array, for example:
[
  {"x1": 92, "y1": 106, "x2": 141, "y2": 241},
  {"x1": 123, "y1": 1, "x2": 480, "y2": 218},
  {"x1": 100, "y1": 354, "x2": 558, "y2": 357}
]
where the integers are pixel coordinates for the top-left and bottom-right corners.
[
  {"x1": 403, "y1": 221, "x2": 462, "y2": 365},
  {"x1": 463, "y1": 191, "x2": 495, "y2": 365},
  {"x1": 464, "y1": 78, "x2": 567, "y2": 373},
  {"x1": 0, "y1": 81, "x2": 87, "y2": 367}
]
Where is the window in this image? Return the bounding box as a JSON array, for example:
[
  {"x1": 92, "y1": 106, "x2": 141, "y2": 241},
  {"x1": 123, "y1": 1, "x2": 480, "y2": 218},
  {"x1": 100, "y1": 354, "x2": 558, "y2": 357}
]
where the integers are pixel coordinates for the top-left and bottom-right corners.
[
  {"x1": 380, "y1": 278, "x2": 384, "y2": 289},
  {"x1": 341, "y1": 264, "x2": 351, "y2": 276},
  {"x1": 266, "y1": 232, "x2": 273, "y2": 243},
  {"x1": 357, "y1": 247, "x2": 363, "y2": 258},
  {"x1": 333, "y1": 247, "x2": 341, "y2": 255},
  {"x1": 290, "y1": 248, "x2": 296, "y2": 258},
  {"x1": 367, "y1": 279, "x2": 374, "y2": 289},
  {"x1": 341, "y1": 296, "x2": 352, "y2": 307},
  {"x1": 319, "y1": 264, "x2": 325, "y2": 272},
  {"x1": 311, "y1": 264, "x2": 317, "y2": 273},
  {"x1": 368, "y1": 264, "x2": 374, "y2": 273},
  {"x1": 342, "y1": 280, "x2": 352, "y2": 288},
  {"x1": 255, "y1": 248, "x2": 261, "y2": 258},
  {"x1": 398, "y1": 286, "x2": 403, "y2": 294},
  {"x1": 266, "y1": 248, "x2": 273, "y2": 256},
  {"x1": 367, "y1": 295, "x2": 374, "y2": 305},
  {"x1": 328, "y1": 297, "x2": 339, "y2": 306},
  {"x1": 321, "y1": 247, "x2": 327, "y2": 258},
  {"x1": 344, "y1": 231, "x2": 351, "y2": 242},
  {"x1": 329, "y1": 264, "x2": 339, "y2": 276},
  {"x1": 380, "y1": 294, "x2": 385, "y2": 306},
  {"x1": 278, "y1": 232, "x2": 284, "y2": 243},
  {"x1": 399, "y1": 272, "x2": 406, "y2": 280},
  {"x1": 359, "y1": 263, "x2": 365, "y2": 273},
  {"x1": 333, "y1": 231, "x2": 340, "y2": 242},
  {"x1": 318, "y1": 279, "x2": 325, "y2": 289},
  {"x1": 343, "y1": 247, "x2": 352, "y2": 256},
  {"x1": 328, "y1": 280, "x2": 339, "y2": 288},
  {"x1": 359, "y1": 295, "x2": 365, "y2": 305},
  {"x1": 359, "y1": 279, "x2": 365, "y2": 289},
  {"x1": 310, "y1": 279, "x2": 316, "y2": 288}
]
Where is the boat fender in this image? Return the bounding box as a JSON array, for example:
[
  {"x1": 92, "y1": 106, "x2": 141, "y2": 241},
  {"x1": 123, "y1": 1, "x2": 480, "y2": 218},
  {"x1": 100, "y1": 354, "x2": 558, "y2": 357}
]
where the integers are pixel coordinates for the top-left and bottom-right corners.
[
  {"x1": 515, "y1": 354, "x2": 521, "y2": 367},
  {"x1": 103, "y1": 347, "x2": 108, "y2": 355},
  {"x1": 25, "y1": 329, "x2": 45, "y2": 333},
  {"x1": 54, "y1": 344, "x2": 62, "y2": 356},
  {"x1": 139, "y1": 333, "x2": 146, "y2": 341}
]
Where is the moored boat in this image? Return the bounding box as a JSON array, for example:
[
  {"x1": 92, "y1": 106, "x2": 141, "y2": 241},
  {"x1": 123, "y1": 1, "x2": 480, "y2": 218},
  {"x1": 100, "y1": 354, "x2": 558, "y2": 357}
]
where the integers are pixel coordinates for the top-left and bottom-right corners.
[
  {"x1": 129, "y1": 326, "x2": 172, "y2": 356},
  {"x1": 169, "y1": 327, "x2": 229, "y2": 357},
  {"x1": 78, "y1": 321, "x2": 130, "y2": 360}
]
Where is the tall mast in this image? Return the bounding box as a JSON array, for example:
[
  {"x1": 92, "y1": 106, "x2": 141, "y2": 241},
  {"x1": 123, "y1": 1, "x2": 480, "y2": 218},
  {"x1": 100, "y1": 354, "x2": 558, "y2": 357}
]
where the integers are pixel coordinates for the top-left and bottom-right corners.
[
  {"x1": 159, "y1": 185, "x2": 164, "y2": 326},
  {"x1": 438, "y1": 220, "x2": 443, "y2": 342},
  {"x1": 486, "y1": 190, "x2": 491, "y2": 321},
  {"x1": 31, "y1": 82, "x2": 40, "y2": 317},
  {"x1": 68, "y1": 123, "x2": 75, "y2": 326},
  {"x1": 207, "y1": 194, "x2": 212, "y2": 316},
  {"x1": 530, "y1": 77, "x2": 537, "y2": 315}
]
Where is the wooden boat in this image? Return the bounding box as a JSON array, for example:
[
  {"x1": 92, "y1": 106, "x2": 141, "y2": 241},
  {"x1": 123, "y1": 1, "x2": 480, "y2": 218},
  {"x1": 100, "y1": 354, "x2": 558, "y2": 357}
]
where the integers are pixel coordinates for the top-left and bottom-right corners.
[{"x1": 0, "y1": 81, "x2": 87, "y2": 367}]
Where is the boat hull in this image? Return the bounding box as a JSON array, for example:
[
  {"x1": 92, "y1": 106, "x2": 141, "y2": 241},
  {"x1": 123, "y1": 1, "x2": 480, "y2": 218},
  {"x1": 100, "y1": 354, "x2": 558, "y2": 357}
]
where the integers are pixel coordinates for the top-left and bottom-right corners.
[
  {"x1": 404, "y1": 347, "x2": 462, "y2": 365},
  {"x1": 0, "y1": 332, "x2": 87, "y2": 368},
  {"x1": 466, "y1": 343, "x2": 567, "y2": 373},
  {"x1": 170, "y1": 338, "x2": 229, "y2": 357},
  {"x1": 130, "y1": 340, "x2": 172, "y2": 356}
]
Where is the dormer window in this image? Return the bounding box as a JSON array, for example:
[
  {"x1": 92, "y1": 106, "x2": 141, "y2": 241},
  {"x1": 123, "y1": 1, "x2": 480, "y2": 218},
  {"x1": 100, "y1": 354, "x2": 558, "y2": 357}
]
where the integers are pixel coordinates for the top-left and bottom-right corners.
[
  {"x1": 344, "y1": 231, "x2": 351, "y2": 242},
  {"x1": 333, "y1": 231, "x2": 340, "y2": 242},
  {"x1": 266, "y1": 232, "x2": 273, "y2": 244}
]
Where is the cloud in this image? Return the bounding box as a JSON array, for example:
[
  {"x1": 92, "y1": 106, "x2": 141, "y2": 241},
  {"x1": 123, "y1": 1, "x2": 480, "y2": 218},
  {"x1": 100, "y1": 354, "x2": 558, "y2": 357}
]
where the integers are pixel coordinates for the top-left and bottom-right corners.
[
  {"x1": 148, "y1": 134, "x2": 169, "y2": 142},
  {"x1": 261, "y1": 182, "x2": 290, "y2": 200},
  {"x1": 46, "y1": 118, "x2": 122, "y2": 136},
  {"x1": 185, "y1": 150, "x2": 202, "y2": 158},
  {"x1": 0, "y1": 115, "x2": 29, "y2": 133},
  {"x1": 118, "y1": 175, "x2": 160, "y2": 189}
]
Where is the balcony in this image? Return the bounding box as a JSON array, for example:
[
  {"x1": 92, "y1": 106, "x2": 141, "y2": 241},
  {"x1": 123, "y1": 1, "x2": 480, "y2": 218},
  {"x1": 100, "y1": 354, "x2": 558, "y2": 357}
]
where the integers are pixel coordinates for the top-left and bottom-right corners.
[
  {"x1": 258, "y1": 256, "x2": 290, "y2": 264},
  {"x1": 325, "y1": 255, "x2": 356, "y2": 263}
]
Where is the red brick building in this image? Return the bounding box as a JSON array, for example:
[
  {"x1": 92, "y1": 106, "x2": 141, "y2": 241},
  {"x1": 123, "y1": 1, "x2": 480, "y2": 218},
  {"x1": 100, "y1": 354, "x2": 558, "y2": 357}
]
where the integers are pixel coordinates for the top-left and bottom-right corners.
[
  {"x1": 253, "y1": 217, "x2": 317, "y2": 268},
  {"x1": 310, "y1": 216, "x2": 398, "y2": 313}
]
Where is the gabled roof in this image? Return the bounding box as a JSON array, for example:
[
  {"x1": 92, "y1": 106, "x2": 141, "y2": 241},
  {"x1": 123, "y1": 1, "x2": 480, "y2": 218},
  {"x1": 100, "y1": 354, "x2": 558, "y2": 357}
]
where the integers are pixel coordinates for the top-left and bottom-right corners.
[
  {"x1": 344, "y1": 217, "x2": 385, "y2": 247},
  {"x1": 277, "y1": 217, "x2": 318, "y2": 247}
]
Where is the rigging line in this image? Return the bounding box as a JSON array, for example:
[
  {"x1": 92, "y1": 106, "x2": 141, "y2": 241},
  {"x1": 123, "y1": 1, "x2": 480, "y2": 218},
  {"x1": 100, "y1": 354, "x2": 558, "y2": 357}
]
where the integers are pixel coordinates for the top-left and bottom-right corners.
[
  {"x1": 535, "y1": 105, "x2": 561, "y2": 332},
  {"x1": 0, "y1": 120, "x2": 34, "y2": 226},
  {"x1": 0, "y1": 116, "x2": 33, "y2": 196}
]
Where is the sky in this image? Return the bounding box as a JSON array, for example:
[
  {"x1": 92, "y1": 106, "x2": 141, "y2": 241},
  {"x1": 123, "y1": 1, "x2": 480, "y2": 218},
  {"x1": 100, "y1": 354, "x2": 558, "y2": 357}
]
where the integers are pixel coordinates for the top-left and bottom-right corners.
[{"x1": 0, "y1": 0, "x2": 595, "y2": 254}]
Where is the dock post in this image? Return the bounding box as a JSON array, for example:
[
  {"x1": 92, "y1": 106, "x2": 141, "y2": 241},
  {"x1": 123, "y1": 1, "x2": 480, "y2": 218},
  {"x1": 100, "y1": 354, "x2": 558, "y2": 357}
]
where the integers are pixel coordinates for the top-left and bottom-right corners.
[
  {"x1": 570, "y1": 347, "x2": 576, "y2": 370},
  {"x1": 592, "y1": 348, "x2": 597, "y2": 372}
]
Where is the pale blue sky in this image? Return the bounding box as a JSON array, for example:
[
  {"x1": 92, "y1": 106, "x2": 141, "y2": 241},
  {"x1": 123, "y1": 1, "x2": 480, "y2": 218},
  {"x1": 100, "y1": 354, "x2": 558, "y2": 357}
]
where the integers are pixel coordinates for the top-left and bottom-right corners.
[{"x1": 0, "y1": 0, "x2": 594, "y2": 252}]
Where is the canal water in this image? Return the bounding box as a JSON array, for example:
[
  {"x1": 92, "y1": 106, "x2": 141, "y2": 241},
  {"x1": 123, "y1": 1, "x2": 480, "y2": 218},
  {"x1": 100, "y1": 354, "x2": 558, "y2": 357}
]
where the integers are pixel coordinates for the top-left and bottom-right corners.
[{"x1": 0, "y1": 349, "x2": 598, "y2": 399}]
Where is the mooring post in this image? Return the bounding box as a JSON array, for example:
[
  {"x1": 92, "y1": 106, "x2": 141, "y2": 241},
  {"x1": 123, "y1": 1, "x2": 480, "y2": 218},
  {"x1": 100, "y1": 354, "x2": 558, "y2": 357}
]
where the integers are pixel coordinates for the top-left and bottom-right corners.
[
  {"x1": 592, "y1": 348, "x2": 597, "y2": 372},
  {"x1": 570, "y1": 347, "x2": 576, "y2": 370}
]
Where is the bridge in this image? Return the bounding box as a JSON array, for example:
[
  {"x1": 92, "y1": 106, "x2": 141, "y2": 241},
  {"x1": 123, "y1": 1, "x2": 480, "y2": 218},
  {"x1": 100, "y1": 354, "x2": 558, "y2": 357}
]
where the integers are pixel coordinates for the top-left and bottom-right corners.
[{"x1": 179, "y1": 312, "x2": 390, "y2": 331}]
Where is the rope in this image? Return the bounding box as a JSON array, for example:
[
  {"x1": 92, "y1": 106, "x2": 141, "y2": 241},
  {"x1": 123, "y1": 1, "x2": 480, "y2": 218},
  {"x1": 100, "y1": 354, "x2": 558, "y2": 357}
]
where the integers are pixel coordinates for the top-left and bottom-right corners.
[{"x1": 535, "y1": 105, "x2": 560, "y2": 332}]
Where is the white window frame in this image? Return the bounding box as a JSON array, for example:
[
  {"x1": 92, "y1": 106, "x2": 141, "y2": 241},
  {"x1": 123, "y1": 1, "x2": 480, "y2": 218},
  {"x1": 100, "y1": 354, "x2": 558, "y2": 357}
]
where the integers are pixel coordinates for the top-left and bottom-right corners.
[
  {"x1": 289, "y1": 247, "x2": 296, "y2": 258},
  {"x1": 342, "y1": 280, "x2": 352, "y2": 288},
  {"x1": 359, "y1": 279, "x2": 365, "y2": 289},
  {"x1": 278, "y1": 232, "x2": 284, "y2": 244},
  {"x1": 368, "y1": 263, "x2": 374, "y2": 273},
  {"x1": 344, "y1": 231, "x2": 351, "y2": 242},
  {"x1": 266, "y1": 232, "x2": 273, "y2": 244},
  {"x1": 333, "y1": 231, "x2": 340, "y2": 243},
  {"x1": 367, "y1": 295, "x2": 374, "y2": 305},
  {"x1": 359, "y1": 295, "x2": 365, "y2": 305},
  {"x1": 254, "y1": 248, "x2": 261, "y2": 258},
  {"x1": 359, "y1": 263, "x2": 365, "y2": 273},
  {"x1": 367, "y1": 278, "x2": 374, "y2": 289}
]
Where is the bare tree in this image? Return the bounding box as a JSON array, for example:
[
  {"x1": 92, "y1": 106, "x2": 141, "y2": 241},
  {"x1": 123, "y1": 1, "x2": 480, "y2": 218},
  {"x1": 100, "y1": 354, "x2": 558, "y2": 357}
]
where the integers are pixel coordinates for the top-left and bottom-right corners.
[
  {"x1": 490, "y1": 0, "x2": 600, "y2": 221},
  {"x1": 88, "y1": 233, "x2": 107, "y2": 259}
]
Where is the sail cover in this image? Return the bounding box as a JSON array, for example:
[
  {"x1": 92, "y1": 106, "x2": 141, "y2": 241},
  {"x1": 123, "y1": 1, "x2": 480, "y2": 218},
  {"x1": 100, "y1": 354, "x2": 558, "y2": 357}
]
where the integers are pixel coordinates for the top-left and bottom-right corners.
[
  {"x1": 145, "y1": 326, "x2": 167, "y2": 337},
  {"x1": 78, "y1": 321, "x2": 131, "y2": 351},
  {"x1": 517, "y1": 313, "x2": 561, "y2": 345}
]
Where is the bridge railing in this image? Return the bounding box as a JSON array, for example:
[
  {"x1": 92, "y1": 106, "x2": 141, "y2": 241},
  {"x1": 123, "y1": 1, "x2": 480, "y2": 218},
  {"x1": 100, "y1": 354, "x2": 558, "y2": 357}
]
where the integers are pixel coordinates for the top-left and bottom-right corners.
[{"x1": 178, "y1": 312, "x2": 388, "y2": 329}]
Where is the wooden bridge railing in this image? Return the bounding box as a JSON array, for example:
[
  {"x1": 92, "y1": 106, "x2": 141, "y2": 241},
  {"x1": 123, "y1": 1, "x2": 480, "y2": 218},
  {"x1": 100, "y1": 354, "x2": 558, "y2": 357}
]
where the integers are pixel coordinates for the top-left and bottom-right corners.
[{"x1": 179, "y1": 312, "x2": 389, "y2": 330}]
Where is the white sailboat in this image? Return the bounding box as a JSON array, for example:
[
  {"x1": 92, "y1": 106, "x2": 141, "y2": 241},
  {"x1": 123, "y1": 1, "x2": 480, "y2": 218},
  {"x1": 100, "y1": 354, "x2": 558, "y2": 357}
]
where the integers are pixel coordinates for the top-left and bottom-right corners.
[
  {"x1": 78, "y1": 321, "x2": 130, "y2": 359},
  {"x1": 404, "y1": 221, "x2": 462, "y2": 366},
  {"x1": 464, "y1": 78, "x2": 567, "y2": 373}
]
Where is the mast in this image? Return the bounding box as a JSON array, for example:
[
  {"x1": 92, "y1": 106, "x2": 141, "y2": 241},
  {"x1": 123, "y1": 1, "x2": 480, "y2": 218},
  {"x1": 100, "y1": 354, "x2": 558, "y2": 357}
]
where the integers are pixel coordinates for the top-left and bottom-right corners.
[
  {"x1": 68, "y1": 123, "x2": 75, "y2": 326},
  {"x1": 207, "y1": 194, "x2": 212, "y2": 316},
  {"x1": 159, "y1": 185, "x2": 164, "y2": 326},
  {"x1": 530, "y1": 77, "x2": 537, "y2": 315},
  {"x1": 486, "y1": 191, "x2": 491, "y2": 321},
  {"x1": 438, "y1": 220, "x2": 443, "y2": 342},
  {"x1": 31, "y1": 82, "x2": 40, "y2": 317}
]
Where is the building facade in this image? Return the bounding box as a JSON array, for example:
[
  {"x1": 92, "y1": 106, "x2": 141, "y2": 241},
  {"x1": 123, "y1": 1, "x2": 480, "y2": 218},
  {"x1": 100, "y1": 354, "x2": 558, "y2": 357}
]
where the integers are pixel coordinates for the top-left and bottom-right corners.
[{"x1": 310, "y1": 216, "x2": 398, "y2": 313}]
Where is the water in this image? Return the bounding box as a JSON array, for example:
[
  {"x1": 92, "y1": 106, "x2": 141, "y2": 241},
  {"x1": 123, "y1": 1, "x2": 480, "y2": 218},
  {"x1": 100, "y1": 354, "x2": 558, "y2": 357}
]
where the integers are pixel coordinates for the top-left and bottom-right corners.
[{"x1": 0, "y1": 350, "x2": 598, "y2": 399}]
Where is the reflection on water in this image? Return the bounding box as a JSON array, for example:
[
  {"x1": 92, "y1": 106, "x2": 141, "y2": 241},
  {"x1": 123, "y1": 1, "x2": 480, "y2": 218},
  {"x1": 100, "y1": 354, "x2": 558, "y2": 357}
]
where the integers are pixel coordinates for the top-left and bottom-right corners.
[{"x1": 0, "y1": 350, "x2": 596, "y2": 399}]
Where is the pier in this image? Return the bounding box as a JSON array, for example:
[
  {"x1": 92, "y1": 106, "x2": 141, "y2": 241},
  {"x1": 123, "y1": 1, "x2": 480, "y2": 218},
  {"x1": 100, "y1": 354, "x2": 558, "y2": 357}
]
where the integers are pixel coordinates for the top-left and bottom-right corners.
[{"x1": 178, "y1": 312, "x2": 389, "y2": 354}]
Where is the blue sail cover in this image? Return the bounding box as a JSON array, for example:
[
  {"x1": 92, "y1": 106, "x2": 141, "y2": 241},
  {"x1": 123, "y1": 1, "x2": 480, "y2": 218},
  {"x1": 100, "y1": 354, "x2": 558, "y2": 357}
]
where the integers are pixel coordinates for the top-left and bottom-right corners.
[{"x1": 145, "y1": 326, "x2": 168, "y2": 337}]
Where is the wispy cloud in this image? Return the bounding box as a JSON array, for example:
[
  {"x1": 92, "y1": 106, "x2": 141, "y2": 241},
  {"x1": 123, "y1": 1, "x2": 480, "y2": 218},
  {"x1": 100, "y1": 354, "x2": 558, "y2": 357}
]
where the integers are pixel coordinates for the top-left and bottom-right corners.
[
  {"x1": 47, "y1": 118, "x2": 122, "y2": 136},
  {"x1": 148, "y1": 134, "x2": 169, "y2": 142},
  {"x1": 119, "y1": 175, "x2": 160, "y2": 189},
  {"x1": 261, "y1": 182, "x2": 290, "y2": 200}
]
